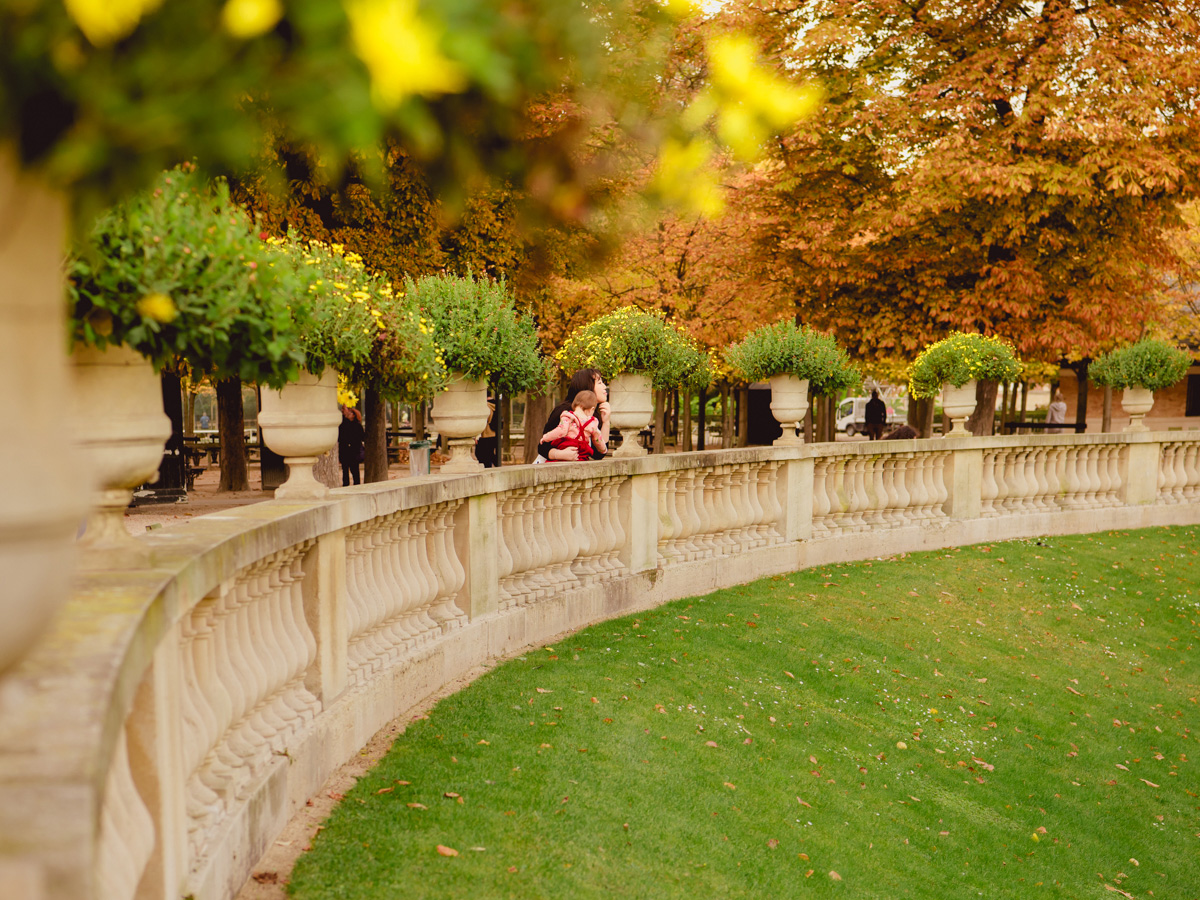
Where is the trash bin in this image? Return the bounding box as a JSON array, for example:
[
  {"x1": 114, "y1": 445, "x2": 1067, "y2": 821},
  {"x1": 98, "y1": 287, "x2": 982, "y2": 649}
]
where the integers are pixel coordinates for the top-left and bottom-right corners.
[{"x1": 408, "y1": 440, "x2": 432, "y2": 476}]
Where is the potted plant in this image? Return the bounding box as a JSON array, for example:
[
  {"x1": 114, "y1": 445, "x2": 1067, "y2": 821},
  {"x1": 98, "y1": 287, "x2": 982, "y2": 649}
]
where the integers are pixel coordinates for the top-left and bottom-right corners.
[
  {"x1": 406, "y1": 274, "x2": 549, "y2": 473},
  {"x1": 68, "y1": 165, "x2": 306, "y2": 539},
  {"x1": 907, "y1": 333, "x2": 1021, "y2": 436},
  {"x1": 555, "y1": 306, "x2": 709, "y2": 457},
  {"x1": 725, "y1": 321, "x2": 860, "y2": 445},
  {"x1": 257, "y1": 237, "x2": 445, "y2": 495},
  {"x1": 1089, "y1": 338, "x2": 1192, "y2": 432}
]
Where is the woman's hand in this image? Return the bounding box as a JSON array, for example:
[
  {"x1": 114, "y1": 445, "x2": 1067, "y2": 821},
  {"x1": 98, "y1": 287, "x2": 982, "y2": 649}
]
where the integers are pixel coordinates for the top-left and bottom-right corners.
[
  {"x1": 548, "y1": 447, "x2": 588, "y2": 461},
  {"x1": 596, "y1": 400, "x2": 611, "y2": 424}
]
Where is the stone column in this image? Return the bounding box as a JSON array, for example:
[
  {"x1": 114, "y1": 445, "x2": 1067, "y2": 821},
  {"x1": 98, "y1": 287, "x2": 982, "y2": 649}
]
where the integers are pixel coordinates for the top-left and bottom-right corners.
[
  {"x1": 943, "y1": 446, "x2": 983, "y2": 519},
  {"x1": 303, "y1": 531, "x2": 348, "y2": 705},
  {"x1": 620, "y1": 472, "x2": 659, "y2": 574},
  {"x1": 454, "y1": 493, "x2": 499, "y2": 619},
  {"x1": 777, "y1": 457, "x2": 814, "y2": 541},
  {"x1": 1120, "y1": 439, "x2": 1161, "y2": 506}
]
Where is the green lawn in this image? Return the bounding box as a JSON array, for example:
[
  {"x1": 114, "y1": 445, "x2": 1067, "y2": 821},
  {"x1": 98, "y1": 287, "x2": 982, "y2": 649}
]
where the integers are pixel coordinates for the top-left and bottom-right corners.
[{"x1": 290, "y1": 526, "x2": 1200, "y2": 899}]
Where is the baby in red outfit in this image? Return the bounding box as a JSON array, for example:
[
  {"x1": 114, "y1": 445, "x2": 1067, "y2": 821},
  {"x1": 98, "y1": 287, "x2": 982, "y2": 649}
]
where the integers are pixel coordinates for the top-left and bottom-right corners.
[{"x1": 543, "y1": 389, "x2": 606, "y2": 461}]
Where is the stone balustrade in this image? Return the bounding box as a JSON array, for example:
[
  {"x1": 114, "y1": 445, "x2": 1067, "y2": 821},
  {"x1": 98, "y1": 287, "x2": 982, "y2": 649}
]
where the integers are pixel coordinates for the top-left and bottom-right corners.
[{"x1": 2, "y1": 432, "x2": 1199, "y2": 900}]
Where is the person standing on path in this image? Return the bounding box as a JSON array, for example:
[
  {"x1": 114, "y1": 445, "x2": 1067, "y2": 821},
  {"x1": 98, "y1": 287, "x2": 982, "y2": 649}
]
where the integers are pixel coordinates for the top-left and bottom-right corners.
[
  {"x1": 864, "y1": 390, "x2": 887, "y2": 441},
  {"x1": 338, "y1": 405, "x2": 365, "y2": 485},
  {"x1": 1047, "y1": 389, "x2": 1067, "y2": 434}
]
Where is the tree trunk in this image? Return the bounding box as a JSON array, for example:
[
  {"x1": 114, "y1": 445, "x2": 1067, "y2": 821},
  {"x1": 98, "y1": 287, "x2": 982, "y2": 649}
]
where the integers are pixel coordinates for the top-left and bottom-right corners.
[
  {"x1": 803, "y1": 384, "x2": 814, "y2": 442},
  {"x1": 523, "y1": 388, "x2": 551, "y2": 463},
  {"x1": 907, "y1": 396, "x2": 934, "y2": 438},
  {"x1": 1101, "y1": 385, "x2": 1113, "y2": 433},
  {"x1": 364, "y1": 386, "x2": 389, "y2": 482},
  {"x1": 413, "y1": 400, "x2": 427, "y2": 442},
  {"x1": 1019, "y1": 381, "x2": 1029, "y2": 433},
  {"x1": 814, "y1": 394, "x2": 836, "y2": 442},
  {"x1": 697, "y1": 387, "x2": 707, "y2": 451},
  {"x1": 653, "y1": 389, "x2": 666, "y2": 454},
  {"x1": 1071, "y1": 359, "x2": 1091, "y2": 432},
  {"x1": 681, "y1": 389, "x2": 693, "y2": 452},
  {"x1": 736, "y1": 387, "x2": 749, "y2": 448},
  {"x1": 966, "y1": 380, "x2": 999, "y2": 436},
  {"x1": 216, "y1": 376, "x2": 248, "y2": 492},
  {"x1": 721, "y1": 382, "x2": 733, "y2": 448},
  {"x1": 500, "y1": 394, "x2": 512, "y2": 465},
  {"x1": 1000, "y1": 381, "x2": 1010, "y2": 431}
]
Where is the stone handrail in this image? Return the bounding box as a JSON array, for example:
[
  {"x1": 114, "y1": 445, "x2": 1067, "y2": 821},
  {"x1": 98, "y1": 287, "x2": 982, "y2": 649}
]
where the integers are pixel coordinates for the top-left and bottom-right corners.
[{"x1": 1, "y1": 433, "x2": 1198, "y2": 900}]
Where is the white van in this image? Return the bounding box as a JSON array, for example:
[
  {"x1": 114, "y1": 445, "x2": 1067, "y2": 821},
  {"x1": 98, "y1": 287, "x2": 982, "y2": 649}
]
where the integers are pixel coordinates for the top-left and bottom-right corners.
[{"x1": 835, "y1": 396, "x2": 903, "y2": 436}]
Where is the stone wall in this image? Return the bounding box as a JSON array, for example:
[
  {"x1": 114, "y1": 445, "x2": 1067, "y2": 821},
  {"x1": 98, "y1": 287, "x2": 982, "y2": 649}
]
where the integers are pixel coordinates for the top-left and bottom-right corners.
[{"x1": 1, "y1": 433, "x2": 1199, "y2": 900}]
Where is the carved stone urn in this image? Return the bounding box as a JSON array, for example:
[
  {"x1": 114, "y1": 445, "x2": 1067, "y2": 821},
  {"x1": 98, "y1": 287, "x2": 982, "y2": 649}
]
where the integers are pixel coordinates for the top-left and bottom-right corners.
[
  {"x1": 768, "y1": 375, "x2": 809, "y2": 446},
  {"x1": 1120, "y1": 387, "x2": 1155, "y2": 433},
  {"x1": 608, "y1": 372, "x2": 654, "y2": 458},
  {"x1": 430, "y1": 373, "x2": 490, "y2": 473},
  {"x1": 258, "y1": 368, "x2": 342, "y2": 499},
  {"x1": 941, "y1": 380, "x2": 977, "y2": 437},
  {"x1": 69, "y1": 342, "x2": 171, "y2": 545}
]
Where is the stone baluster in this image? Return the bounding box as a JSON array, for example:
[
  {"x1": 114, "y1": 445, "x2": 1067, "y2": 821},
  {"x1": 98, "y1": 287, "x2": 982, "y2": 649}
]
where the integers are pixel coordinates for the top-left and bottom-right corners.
[
  {"x1": 96, "y1": 727, "x2": 156, "y2": 900},
  {"x1": 1044, "y1": 446, "x2": 1065, "y2": 508},
  {"x1": 757, "y1": 462, "x2": 784, "y2": 543},
  {"x1": 427, "y1": 501, "x2": 468, "y2": 630},
  {"x1": 379, "y1": 512, "x2": 422, "y2": 652},
  {"x1": 264, "y1": 548, "x2": 314, "y2": 731},
  {"x1": 994, "y1": 449, "x2": 1015, "y2": 513},
  {"x1": 1097, "y1": 446, "x2": 1118, "y2": 507},
  {"x1": 1082, "y1": 446, "x2": 1101, "y2": 507},
  {"x1": 1182, "y1": 443, "x2": 1200, "y2": 500},
  {"x1": 879, "y1": 457, "x2": 900, "y2": 525},
  {"x1": 861, "y1": 456, "x2": 886, "y2": 527},
  {"x1": 810, "y1": 459, "x2": 832, "y2": 536},
  {"x1": 657, "y1": 471, "x2": 685, "y2": 563},
  {"x1": 566, "y1": 482, "x2": 596, "y2": 584},
  {"x1": 890, "y1": 455, "x2": 913, "y2": 522},
  {"x1": 495, "y1": 493, "x2": 517, "y2": 608},
  {"x1": 980, "y1": 450, "x2": 1000, "y2": 516},
  {"x1": 1061, "y1": 446, "x2": 1084, "y2": 508},
  {"x1": 826, "y1": 458, "x2": 849, "y2": 531},
  {"x1": 1172, "y1": 443, "x2": 1190, "y2": 504},
  {"x1": 739, "y1": 464, "x2": 761, "y2": 549},
  {"x1": 510, "y1": 493, "x2": 541, "y2": 600},
  {"x1": 1028, "y1": 448, "x2": 1051, "y2": 511},
  {"x1": 601, "y1": 478, "x2": 626, "y2": 575},
  {"x1": 842, "y1": 458, "x2": 864, "y2": 530},
  {"x1": 932, "y1": 452, "x2": 950, "y2": 517},
  {"x1": 916, "y1": 458, "x2": 936, "y2": 520},
  {"x1": 551, "y1": 486, "x2": 579, "y2": 589},
  {"x1": 1013, "y1": 450, "x2": 1035, "y2": 512},
  {"x1": 255, "y1": 554, "x2": 303, "y2": 736},
  {"x1": 407, "y1": 512, "x2": 444, "y2": 642},
  {"x1": 280, "y1": 546, "x2": 320, "y2": 725}
]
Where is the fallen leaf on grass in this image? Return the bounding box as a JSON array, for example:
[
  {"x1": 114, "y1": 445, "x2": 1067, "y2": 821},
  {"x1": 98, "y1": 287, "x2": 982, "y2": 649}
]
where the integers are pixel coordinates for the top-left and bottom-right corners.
[
  {"x1": 785, "y1": 671, "x2": 795, "y2": 679},
  {"x1": 407, "y1": 803, "x2": 427, "y2": 810},
  {"x1": 1140, "y1": 779, "x2": 1160, "y2": 788},
  {"x1": 767, "y1": 838, "x2": 779, "y2": 849},
  {"x1": 507, "y1": 866, "x2": 518, "y2": 873},
  {"x1": 1066, "y1": 686, "x2": 1084, "y2": 696},
  {"x1": 797, "y1": 797, "x2": 812, "y2": 808},
  {"x1": 829, "y1": 871, "x2": 842, "y2": 881},
  {"x1": 436, "y1": 845, "x2": 458, "y2": 857},
  {"x1": 327, "y1": 792, "x2": 344, "y2": 801},
  {"x1": 724, "y1": 782, "x2": 737, "y2": 790},
  {"x1": 477, "y1": 740, "x2": 490, "y2": 745},
  {"x1": 1103, "y1": 885, "x2": 1134, "y2": 898},
  {"x1": 705, "y1": 741, "x2": 718, "y2": 748},
  {"x1": 396, "y1": 780, "x2": 410, "y2": 785},
  {"x1": 536, "y1": 688, "x2": 553, "y2": 694},
  {"x1": 798, "y1": 853, "x2": 809, "y2": 860},
  {"x1": 375, "y1": 787, "x2": 394, "y2": 794},
  {"x1": 444, "y1": 792, "x2": 460, "y2": 798}
]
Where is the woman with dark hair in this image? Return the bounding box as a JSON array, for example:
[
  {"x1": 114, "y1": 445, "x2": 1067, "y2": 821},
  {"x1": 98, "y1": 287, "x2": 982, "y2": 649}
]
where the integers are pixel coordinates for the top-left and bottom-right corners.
[
  {"x1": 882, "y1": 424, "x2": 919, "y2": 440},
  {"x1": 535, "y1": 368, "x2": 611, "y2": 462}
]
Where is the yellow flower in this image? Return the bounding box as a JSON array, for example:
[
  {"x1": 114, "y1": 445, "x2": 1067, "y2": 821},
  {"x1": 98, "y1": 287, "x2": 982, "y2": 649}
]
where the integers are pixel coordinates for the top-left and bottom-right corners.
[
  {"x1": 136, "y1": 292, "x2": 178, "y2": 323},
  {"x1": 344, "y1": 0, "x2": 467, "y2": 109},
  {"x1": 65, "y1": 0, "x2": 162, "y2": 46},
  {"x1": 220, "y1": 0, "x2": 282, "y2": 38}
]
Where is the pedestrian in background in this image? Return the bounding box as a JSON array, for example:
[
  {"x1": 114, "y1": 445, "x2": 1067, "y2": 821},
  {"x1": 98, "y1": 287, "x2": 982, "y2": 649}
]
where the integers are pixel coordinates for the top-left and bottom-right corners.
[{"x1": 338, "y1": 405, "x2": 365, "y2": 485}]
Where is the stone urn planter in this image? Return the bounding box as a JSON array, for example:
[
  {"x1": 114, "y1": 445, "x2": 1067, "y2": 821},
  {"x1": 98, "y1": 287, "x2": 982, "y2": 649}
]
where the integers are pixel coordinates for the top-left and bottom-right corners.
[
  {"x1": 0, "y1": 152, "x2": 88, "y2": 674},
  {"x1": 768, "y1": 375, "x2": 809, "y2": 446},
  {"x1": 608, "y1": 372, "x2": 654, "y2": 458},
  {"x1": 259, "y1": 368, "x2": 342, "y2": 499},
  {"x1": 430, "y1": 373, "x2": 490, "y2": 473},
  {"x1": 941, "y1": 380, "x2": 977, "y2": 437},
  {"x1": 1120, "y1": 387, "x2": 1155, "y2": 433},
  {"x1": 69, "y1": 342, "x2": 171, "y2": 545}
]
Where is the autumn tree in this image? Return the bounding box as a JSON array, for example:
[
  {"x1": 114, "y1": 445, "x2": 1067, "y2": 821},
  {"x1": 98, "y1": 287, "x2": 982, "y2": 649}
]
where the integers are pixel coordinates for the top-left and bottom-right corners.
[{"x1": 744, "y1": 0, "x2": 1200, "y2": 429}]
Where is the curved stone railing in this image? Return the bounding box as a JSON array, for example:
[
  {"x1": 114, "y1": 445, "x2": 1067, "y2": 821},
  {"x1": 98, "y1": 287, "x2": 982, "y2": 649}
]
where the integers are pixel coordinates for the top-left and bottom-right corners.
[{"x1": 1, "y1": 432, "x2": 1198, "y2": 900}]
